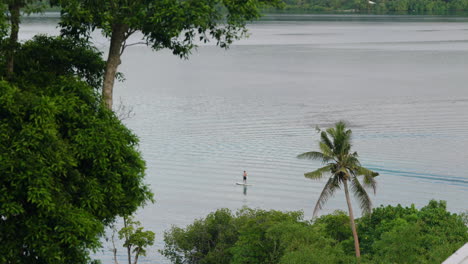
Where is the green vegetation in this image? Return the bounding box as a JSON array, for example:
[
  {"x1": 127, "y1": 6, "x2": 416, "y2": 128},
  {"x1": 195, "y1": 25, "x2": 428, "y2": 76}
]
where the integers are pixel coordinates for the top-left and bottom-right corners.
[
  {"x1": 297, "y1": 121, "x2": 379, "y2": 259},
  {"x1": 162, "y1": 201, "x2": 468, "y2": 264},
  {"x1": 268, "y1": 0, "x2": 468, "y2": 14},
  {"x1": 0, "y1": 34, "x2": 153, "y2": 263},
  {"x1": 112, "y1": 216, "x2": 155, "y2": 264},
  {"x1": 3, "y1": 0, "x2": 50, "y2": 78},
  {"x1": 57, "y1": 0, "x2": 283, "y2": 109}
]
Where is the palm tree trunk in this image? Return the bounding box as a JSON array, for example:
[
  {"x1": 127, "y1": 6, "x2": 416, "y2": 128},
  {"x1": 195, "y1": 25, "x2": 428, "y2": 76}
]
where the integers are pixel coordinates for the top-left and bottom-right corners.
[
  {"x1": 6, "y1": 2, "x2": 21, "y2": 78},
  {"x1": 103, "y1": 23, "x2": 128, "y2": 109},
  {"x1": 343, "y1": 179, "x2": 361, "y2": 259}
]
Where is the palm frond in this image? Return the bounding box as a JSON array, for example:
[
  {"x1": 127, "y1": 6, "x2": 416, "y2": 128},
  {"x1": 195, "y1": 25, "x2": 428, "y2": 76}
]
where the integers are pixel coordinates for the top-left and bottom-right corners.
[
  {"x1": 350, "y1": 176, "x2": 372, "y2": 215},
  {"x1": 363, "y1": 174, "x2": 377, "y2": 194},
  {"x1": 336, "y1": 120, "x2": 348, "y2": 130},
  {"x1": 313, "y1": 175, "x2": 340, "y2": 217},
  {"x1": 297, "y1": 151, "x2": 333, "y2": 163},
  {"x1": 356, "y1": 166, "x2": 379, "y2": 177},
  {"x1": 342, "y1": 155, "x2": 361, "y2": 168},
  {"x1": 319, "y1": 142, "x2": 334, "y2": 158},
  {"x1": 337, "y1": 131, "x2": 352, "y2": 156},
  {"x1": 304, "y1": 164, "x2": 332, "y2": 180},
  {"x1": 325, "y1": 125, "x2": 335, "y2": 135},
  {"x1": 320, "y1": 131, "x2": 334, "y2": 150},
  {"x1": 326, "y1": 121, "x2": 352, "y2": 157},
  {"x1": 355, "y1": 167, "x2": 378, "y2": 194}
]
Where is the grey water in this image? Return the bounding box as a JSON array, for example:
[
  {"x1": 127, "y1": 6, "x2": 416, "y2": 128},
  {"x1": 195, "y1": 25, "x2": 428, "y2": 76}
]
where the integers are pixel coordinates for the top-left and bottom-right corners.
[{"x1": 20, "y1": 14, "x2": 468, "y2": 263}]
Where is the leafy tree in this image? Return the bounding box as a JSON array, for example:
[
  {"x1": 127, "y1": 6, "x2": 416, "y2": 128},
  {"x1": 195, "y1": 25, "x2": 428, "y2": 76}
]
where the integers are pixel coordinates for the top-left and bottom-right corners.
[
  {"x1": 314, "y1": 210, "x2": 353, "y2": 242},
  {"x1": 13, "y1": 35, "x2": 105, "y2": 89},
  {"x1": 161, "y1": 208, "x2": 239, "y2": 264},
  {"x1": 2, "y1": 0, "x2": 47, "y2": 77},
  {"x1": 57, "y1": 0, "x2": 283, "y2": 109},
  {"x1": 357, "y1": 203, "x2": 419, "y2": 255},
  {"x1": 297, "y1": 121, "x2": 379, "y2": 259},
  {"x1": 280, "y1": 243, "x2": 352, "y2": 264},
  {"x1": 161, "y1": 202, "x2": 467, "y2": 264},
  {"x1": 359, "y1": 200, "x2": 468, "y2": 263},
  {"x1": 0, "y1": 36, "x2": 153, "y2": 263},
  {"x1": 161, "y1": 208, "x2": 308, "y2": 264},
  {"x1": 373, "y1": 219, "x2": 425, "y2": 263},
  {"x1": 229, "y1": 209, "x2": 305, "y2": 264},
  {"x1": 273, "y1": 215, "x2": 353, "y2": 264},
  {"x1": 111, "y1": 216, "x2": 155, "y2": 264}
]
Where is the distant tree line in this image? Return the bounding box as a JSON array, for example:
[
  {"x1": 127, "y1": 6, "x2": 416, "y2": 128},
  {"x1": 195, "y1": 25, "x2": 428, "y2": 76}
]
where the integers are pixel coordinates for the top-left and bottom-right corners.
[
  {"x1": 162, "y1": 200, "x2": 468, "y2": 264},
  {"x1": 265, "y1": 0, "x2": 468, "y2": 14}
]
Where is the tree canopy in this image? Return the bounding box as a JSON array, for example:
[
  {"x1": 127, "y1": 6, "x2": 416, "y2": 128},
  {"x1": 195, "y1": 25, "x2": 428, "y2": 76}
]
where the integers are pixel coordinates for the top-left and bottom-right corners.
[
  {"x1": 161, "y1": 201, "x2": 468, "y2": 264},
  {"x1": 57, "y1": 0, "x2": 283, "y2": 108},
  {"x1": 0, "y1": 36, "x2": 153, "y2": 263}
]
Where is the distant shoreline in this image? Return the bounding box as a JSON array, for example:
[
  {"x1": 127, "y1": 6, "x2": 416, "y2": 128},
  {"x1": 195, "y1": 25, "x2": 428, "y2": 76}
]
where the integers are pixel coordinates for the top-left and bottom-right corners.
[
  {"x1": 30, "y1": 10, "x2": 468, "y2": 19},
  {"x1": 35, "y1": 6, "x2": 468, "y2": 17},
  {"x1": 262, "y1": 9, "x2": 468, "y2": 17}
]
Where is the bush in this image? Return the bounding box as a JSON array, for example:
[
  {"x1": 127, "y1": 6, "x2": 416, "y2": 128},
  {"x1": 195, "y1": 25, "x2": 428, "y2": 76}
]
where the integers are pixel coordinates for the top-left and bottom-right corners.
[{"x1": 162, "y1": 201, "x2": 468, "y2": 264}]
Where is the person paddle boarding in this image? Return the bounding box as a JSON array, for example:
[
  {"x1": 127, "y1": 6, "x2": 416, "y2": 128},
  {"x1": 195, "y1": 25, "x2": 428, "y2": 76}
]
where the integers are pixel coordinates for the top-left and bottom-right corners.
[{"x1": 243, "y1": 171, "x2": 247, "y2": 184}]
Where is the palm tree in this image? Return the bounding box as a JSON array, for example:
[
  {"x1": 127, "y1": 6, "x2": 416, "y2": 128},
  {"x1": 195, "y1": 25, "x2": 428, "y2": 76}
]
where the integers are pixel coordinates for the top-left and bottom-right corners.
[{"x1": 297, "y1": 121, "x2": 379, "y2": 259}]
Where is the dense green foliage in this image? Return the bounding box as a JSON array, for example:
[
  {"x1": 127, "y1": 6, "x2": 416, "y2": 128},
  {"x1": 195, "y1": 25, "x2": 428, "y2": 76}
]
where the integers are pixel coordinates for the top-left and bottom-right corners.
[
  {"x1": 162, "y1": 201, "x2": 468, "y2": 264},
  {"x1": 271, "y1": 0, "x2": 468, "y2": 14},
  {"x1": 359, "y1": 200, "x2": 468, "y2": 263},
  {"x1": 0, "y1": 36, "x2": 153, "y2": 263},
  {"x1": 6, "y1": 35, "x2": 105, "y2": 88}
]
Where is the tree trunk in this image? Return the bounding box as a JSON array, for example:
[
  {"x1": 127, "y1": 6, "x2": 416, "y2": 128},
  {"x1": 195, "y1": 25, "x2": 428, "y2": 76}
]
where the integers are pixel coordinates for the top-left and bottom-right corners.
[
  {"x1": 111, "y1": 228, "x2": 119, "y2": 264},
  {"x1": 344, "y1": 179, "x2": 361, "y2": 259},
  {"x1": 6, "y1": 2, "x2": 21, "y2": 78},
  {"x1": 123, "y1": 216, "x2": 132, "y2": 264},
  {"x1": 103, "y1": 23, "x2": 128, "y2": 109},
  {"x1": 133, "y1": 249, "x2": 140, "y2": 264}
]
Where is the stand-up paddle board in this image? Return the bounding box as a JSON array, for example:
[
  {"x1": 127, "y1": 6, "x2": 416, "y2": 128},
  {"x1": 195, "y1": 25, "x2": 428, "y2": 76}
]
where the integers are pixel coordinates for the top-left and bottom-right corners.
[{"x1": 236, "y1": 182, "x2": 253, "y2": 186}]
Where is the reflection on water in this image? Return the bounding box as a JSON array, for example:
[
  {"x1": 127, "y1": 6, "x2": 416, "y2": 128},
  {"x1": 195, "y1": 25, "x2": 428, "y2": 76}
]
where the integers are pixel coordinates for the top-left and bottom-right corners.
[{"x1": 19, "y1": 14, "x2": 468, "y2": 263}]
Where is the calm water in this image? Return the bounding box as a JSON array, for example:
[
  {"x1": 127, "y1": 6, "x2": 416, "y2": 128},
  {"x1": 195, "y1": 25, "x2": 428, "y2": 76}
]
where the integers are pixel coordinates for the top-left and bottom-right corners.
[{"x1": 21, "y1": 14, "x2": 468, "y2": 263}]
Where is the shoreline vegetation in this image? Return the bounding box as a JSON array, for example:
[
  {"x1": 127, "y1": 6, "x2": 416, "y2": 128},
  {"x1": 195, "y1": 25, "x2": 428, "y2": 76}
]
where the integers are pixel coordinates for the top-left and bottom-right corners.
[
  {"x1": 39, "y1": 9, "x2": 468, "y2": 16},
  {"x1": 37, "y1": 0, "x2": 468, "y2": 16},
  {"x1": 263, "y1": 0, "x2": 468, "y2": 15},
  {"x1": 162, "y1": 201, "x2": 468, "y2": 264}
]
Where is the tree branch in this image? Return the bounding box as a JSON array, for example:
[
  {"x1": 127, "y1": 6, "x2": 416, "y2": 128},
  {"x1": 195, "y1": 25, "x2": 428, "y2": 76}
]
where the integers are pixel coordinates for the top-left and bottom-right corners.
[{"x1": 120, "y1": 29, "x2": 140, "y2": 55}]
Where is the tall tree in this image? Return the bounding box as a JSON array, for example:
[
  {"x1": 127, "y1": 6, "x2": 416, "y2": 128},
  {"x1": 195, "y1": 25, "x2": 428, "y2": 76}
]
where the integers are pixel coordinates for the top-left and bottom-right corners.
[
  {"x1": 3, "y1": 0, "x2": 45, "y2": 77},
  {"x1": 0, "y1": 36, "x2": 153, "y2": 263},
  {"x1": 58, "y1": 0, "x2": 283, "y2": 109},
  {"x1": 297, "y1": 121, "x2": 379, "y2": 259}
]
